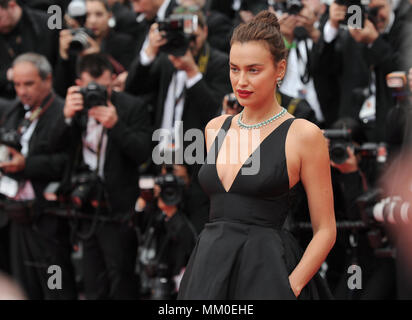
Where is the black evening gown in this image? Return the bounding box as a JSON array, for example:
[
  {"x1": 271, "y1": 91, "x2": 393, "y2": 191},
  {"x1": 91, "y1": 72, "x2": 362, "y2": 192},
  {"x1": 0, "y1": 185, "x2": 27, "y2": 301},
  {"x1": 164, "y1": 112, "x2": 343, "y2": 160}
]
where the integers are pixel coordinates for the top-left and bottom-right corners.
[{"x1": 178, "y1": 116, "x2": 333, "y2": 300}]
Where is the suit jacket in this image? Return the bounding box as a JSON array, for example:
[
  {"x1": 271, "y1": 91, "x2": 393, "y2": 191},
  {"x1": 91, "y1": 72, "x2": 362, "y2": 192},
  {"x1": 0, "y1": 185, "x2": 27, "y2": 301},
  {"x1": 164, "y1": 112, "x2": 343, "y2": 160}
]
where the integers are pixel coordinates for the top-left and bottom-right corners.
[
  {"x1": 0, "y1": 6, "x2": 59, "y2": 99},
  {"x1": 311, "y1": 28, "x2": 370, "y2": 128},
  {"x1": 0, "y1": 94, "x2": 68, "y2": 206},
  {"x1": 125, "y1": 44, "x2": 231, "y2": 133},
  {"x1": 50, "y1": 91, "x2": 152, "y2": 215},
  {"x1": 206, "y1": 10, "x2": 234, "y2": 54},
  {"x1": 311, "y1": 16, "x2": 412, "y2": 140}
]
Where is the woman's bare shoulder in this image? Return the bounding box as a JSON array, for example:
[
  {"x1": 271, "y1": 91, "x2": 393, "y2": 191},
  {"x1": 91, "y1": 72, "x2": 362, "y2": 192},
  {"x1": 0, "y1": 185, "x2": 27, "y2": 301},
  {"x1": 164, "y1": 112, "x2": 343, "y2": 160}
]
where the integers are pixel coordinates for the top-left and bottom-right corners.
[
  {"x1": 289, "y1": 118, "x2": 324, "y2": 144},
  {"x1": 205, "y1": 114, "x2": 232, "y2": 131}
]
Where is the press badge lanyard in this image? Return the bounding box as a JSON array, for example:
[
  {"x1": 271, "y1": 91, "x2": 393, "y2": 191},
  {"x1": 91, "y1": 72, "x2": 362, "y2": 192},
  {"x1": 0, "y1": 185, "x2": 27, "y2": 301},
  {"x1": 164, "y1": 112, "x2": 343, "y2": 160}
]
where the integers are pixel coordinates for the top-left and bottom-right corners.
[
  {"x1": 18, "y1": 93, "x2": 55, "y2": 135},
  {"x1": 295, "y1": 39, "x2": 311, "y2": 85},
  {"x1": 170, "y1": 43, "x2": 211, "y2": 126}
]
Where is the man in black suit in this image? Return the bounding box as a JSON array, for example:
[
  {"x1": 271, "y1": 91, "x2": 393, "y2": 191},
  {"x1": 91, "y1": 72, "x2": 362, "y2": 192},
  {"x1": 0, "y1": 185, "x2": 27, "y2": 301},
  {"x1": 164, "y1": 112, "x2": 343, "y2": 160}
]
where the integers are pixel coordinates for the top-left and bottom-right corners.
[
  {"x1": 125, "y1": 7, "x2": 230, "y2": 140},
  {"x1": 312, "y1": 0, "x2": 412, "y2": 141},
  {"x1": 52, "y1": 53, "x2": 152, "y2": 299},
  {"x1": 0, "y1": 0, "x2": 59, "y2": 99},
  {"x1": 0, "y1": 53, "x2": 77, "y2": 299}
]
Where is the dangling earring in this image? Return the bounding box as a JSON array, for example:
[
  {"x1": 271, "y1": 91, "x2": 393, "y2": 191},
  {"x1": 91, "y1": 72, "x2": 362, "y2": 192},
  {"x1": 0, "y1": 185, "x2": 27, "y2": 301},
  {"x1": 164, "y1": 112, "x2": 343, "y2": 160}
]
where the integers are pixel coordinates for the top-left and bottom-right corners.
[{"x1": 277, "y1": 77, "x2": 283, "y2": 87}]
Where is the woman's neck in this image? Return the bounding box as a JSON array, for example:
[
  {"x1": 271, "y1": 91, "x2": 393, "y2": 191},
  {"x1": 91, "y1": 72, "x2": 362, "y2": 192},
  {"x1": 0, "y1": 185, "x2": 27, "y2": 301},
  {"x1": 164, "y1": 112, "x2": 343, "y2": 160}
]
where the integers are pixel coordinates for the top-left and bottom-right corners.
[{"x1": 241, "y1": 96, "x2": 283, "y2": 125}]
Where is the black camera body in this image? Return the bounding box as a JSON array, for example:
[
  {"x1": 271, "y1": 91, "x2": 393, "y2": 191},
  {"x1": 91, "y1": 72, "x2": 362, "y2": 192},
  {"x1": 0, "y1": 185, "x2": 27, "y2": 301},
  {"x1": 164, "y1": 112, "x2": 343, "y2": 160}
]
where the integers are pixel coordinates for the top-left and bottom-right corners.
[
  {"x1": 334, "y1": 0, "x2": 376, "y2": 28},
  {"x1": 79, "y1": 82, "x2": 108, "y2": 111},
  {"x1": 154, "y1": 165, "x2": 186, "y2": 206},
  {"x1": 285, "y1": 0, "x2": 304, "y2": 15},
  {"x1": 226, "y1": 94, "x2": 243, "y2": 111},
  {"x1": 324, "y1": 129, "x2": 353, "y2": 164},
  {"x1": 0, "y1": 128, "x2": 22, "y2": 152},
  {"x1": 158, "y1": 13, "x2": 198, "y2": 57},
  {"x1": 69, "y1": 28, "x2": 95, "y2": 55},
  {"x1": 70, "y1": 171, "x2": 103, "y2": 210}
]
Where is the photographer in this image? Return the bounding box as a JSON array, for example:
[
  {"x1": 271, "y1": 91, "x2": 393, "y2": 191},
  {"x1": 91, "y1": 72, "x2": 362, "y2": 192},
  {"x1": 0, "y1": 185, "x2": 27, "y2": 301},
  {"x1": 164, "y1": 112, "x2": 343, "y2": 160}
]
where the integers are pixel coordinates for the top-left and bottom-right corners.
[
  {"x1": 325, "y1": 118, "x2": 397, "y2": 299},
  {"x1": 54, "y1": 0, "x2": 136, "y2": 96},
  {"x1": 0, "y1": 0, "x2": 59, "y2": 99},
  {"x1": 136, "y1": 163, "x2": 197, "y2": 299},
  {"x1": 277, "y1": 0, "x2": 328, "y2": 126},
  {"x1": 130, "y1": 0, "x2": 178, "y2": 52},
  {"x1": 0, "y1": 53, "x2": 77, "y2": 299},
  {"x1": 313, "y1": 0, "x2": 412, "y2": 141},
  {"x1": 177, "y1": 0, "x2": 234, "y2": 54},
  {"x1": 125, "y1": 6, "x2": 231, "y2": 142},
  {"x1": 51, "y1": 53, "x2": 152, "y2": 299}
]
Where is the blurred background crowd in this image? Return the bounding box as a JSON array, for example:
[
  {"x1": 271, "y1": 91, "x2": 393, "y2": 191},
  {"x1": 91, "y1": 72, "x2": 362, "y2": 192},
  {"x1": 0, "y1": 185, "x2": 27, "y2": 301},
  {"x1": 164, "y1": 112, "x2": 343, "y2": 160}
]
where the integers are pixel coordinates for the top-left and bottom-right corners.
[{"x1": 0, "y1": 0, "x2": 412, "y2": 300}]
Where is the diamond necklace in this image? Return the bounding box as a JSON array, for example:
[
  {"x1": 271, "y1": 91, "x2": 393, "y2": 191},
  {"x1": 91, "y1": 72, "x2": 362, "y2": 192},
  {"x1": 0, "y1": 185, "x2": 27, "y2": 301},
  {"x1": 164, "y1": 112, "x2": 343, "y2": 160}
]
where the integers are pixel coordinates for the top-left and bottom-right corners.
[{"x1": 237, "y1": 107, "x2": 287, "y2": 130}]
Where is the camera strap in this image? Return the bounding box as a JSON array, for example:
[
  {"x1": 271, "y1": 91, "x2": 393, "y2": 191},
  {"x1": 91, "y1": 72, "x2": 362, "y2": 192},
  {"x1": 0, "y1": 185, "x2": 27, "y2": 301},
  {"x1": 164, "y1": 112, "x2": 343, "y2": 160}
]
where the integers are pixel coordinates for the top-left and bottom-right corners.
[
  {"x1": 94, "y1": 127, "x2": 107, "y2": 176},
  {"x1": 197, "y1": 42, "x2": 210, "y2": 75},
  {"x1": 18, "y1": 93, "x2": 55, "y2": 135},
  {"x1": 295, "y1": 39, "x2": 311, "y2": 85}
]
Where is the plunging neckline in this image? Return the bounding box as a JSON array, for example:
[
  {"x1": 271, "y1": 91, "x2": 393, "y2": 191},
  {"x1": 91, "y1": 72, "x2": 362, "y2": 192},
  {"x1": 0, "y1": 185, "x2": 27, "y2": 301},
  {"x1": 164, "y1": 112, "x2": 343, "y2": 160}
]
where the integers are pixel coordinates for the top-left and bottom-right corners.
[{"x1": 213, "y1": 116, "x2": 293, "y2": 193}]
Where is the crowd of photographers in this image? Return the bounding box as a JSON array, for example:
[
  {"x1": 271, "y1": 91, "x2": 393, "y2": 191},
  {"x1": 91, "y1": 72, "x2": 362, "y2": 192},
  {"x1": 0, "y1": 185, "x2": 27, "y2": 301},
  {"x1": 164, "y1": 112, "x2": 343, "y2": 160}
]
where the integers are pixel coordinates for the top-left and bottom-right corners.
[{"x1": 0, "y1": 0, "x2": 411, "y2": 300}]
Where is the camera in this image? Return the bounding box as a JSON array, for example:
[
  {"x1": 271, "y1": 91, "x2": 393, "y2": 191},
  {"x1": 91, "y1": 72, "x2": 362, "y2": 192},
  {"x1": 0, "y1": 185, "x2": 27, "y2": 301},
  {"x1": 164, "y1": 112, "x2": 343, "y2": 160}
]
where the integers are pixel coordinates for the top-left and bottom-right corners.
[
  {"x1": 79, "y1": 82, "x2": 108, "y2": 111},
  {"x1": 158, "y1": 13, "x2": 199, "y2": 56},
  {"x1": 334, "y1": 0, "x2": 375, "y2": 28},
  {"x1": 68, "y1": 28, "x2": 96, "y2": 55},
  {"x1": 225, "y1": 93, "x2": 243, "y2": 111},
  {"x1": 0, "y1": 128, "x2": 22, "y2": 152},
  {"x1": 324, "y1": 129, "x2": 387, "y2": 164},
  {"x1": 285, "y1": 0, "x2": 304, "y2": 15},
  {"x1": 70, "y1": 171, "x2": 103, "y2": 210},
  {"x1": 154, "y1": 165, "x2": 186, "y2": 206},
  {"x1": 324, "y1": 129, "x2": 353, "y2": 164}
]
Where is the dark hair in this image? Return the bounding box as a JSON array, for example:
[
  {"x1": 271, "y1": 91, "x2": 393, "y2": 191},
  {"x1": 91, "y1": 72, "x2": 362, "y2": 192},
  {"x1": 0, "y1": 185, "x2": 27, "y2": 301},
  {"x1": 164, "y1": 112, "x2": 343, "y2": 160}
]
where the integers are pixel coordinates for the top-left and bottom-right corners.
[
  {"x1": 86, "y1": 0, "x2": 110, "y2": 12},
  {"x1": 0, "y1": 0, "x2": 11, "y2": 9},
  {"x1": 331, "y1": 117, "x2": 367, "y2": 145},
  {"x1": 76, "y1": 53, "x2": 114, "y2": 78},
  {"x1": 230, "y1": 10, "x2": 287, "y2": 64}
]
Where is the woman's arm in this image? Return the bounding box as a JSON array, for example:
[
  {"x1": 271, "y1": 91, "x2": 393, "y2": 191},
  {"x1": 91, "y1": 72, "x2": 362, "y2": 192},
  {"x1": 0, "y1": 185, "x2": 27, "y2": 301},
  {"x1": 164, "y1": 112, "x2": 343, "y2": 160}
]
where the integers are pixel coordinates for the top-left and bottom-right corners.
[{"x1": 288, "y1": 120, "x2": 336, "y2": 297}]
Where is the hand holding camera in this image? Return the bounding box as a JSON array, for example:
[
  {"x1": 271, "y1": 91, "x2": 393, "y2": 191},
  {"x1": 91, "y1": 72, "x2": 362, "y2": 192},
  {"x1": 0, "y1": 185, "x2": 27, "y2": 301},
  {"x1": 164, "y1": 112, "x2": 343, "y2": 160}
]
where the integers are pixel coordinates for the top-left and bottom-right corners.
[
  {"x1": 330, "y1": 145, "x2": 359, "y2": 173},
  {"x1": 279, "y1": 13, "x2": 298, "y2": 43},
  {"x1": 64, "y1": 86, "x2": 84, "y2": 119},
  {"x1": 59, "y1": 29, "x2": 74, "y2": 60},
  {"x1": 329, "y1": 2, "x2": 348, "y2": 29},
  {"x1": 64, "y1": 83, "x2": 118, "y2": 128},
  {"x1": 88, "y1": 102, "x2": 118, "y2": 129},
  {"x1": 59, "y1": 28, "x2": 99, "y2": 60},
  {"x1": 0, "y1": 147, "x2": 25, "y2": 174},
  {"x1": 349, "y1": 18, "x2": 379, "y2": 44},
  {"x1": 146, "y1": 23, "x2": 168, "y2": 60}
]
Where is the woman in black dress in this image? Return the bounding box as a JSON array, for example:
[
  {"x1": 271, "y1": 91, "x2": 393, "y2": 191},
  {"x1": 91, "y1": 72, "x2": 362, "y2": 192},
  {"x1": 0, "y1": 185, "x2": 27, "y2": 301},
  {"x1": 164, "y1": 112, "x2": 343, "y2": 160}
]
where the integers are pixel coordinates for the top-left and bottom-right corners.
[{"x1": 178, "y1": 10, "x2": 336, "y2": 300}]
